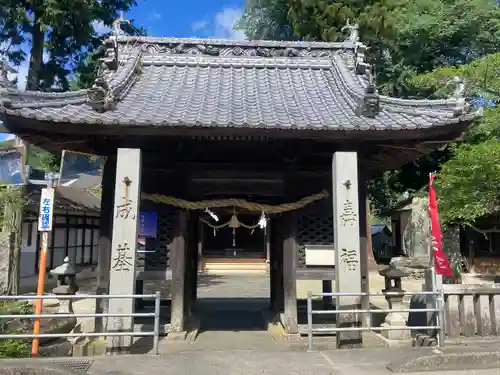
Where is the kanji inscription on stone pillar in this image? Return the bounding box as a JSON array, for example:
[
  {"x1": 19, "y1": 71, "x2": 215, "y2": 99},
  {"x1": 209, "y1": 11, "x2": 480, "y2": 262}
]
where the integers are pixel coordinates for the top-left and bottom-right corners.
[
  {"x1": 107, "y1": 148, "x2": 142, "y2": 353},
  {"x1": 332, "y1": 152, "x2": 362, "y2": 348}
]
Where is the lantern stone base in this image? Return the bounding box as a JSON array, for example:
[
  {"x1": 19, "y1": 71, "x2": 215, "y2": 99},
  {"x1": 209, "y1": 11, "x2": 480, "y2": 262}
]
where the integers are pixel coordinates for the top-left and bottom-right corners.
[{"x1": 381, "y1": 313, "x2": 411, "y2": 341}]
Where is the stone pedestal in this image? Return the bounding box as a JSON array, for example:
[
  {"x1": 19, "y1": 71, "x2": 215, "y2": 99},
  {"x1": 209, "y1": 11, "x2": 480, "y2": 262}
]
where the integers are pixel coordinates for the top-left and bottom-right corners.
[
  {"x1": 379, "y1": 265, "x2": 411, "y2": 341},
  {"x1": 381, "y1": 297, "x2": 411, "y2": 340}
]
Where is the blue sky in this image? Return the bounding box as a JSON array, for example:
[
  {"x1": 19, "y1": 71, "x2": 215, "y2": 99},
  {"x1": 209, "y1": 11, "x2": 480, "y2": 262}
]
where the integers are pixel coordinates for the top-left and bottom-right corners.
[
  {"x1": 0, "y1": 0, "x2": 246, "y2": 141},
  {"x1": 126, "y1": 0, "x2": 246, "y2": 39}
]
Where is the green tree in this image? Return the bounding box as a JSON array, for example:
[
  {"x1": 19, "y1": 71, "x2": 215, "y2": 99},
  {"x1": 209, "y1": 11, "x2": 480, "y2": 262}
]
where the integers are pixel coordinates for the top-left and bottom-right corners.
[
  {"x1": 236, "y1": 0, "x2": 295, "y2": 40},
  {"x1": 411, "y1": 53, "x2": 500, "y2": 225},
  {"x1": 237, "y1": 0, "x2": 500, "y2": 218},
  {"x1": 0, "y1": 0, "x2": 140, "y2": 91}
]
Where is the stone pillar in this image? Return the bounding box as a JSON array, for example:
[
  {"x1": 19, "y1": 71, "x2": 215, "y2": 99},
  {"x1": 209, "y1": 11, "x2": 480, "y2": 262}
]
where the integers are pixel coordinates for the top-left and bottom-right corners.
[
  {"x1": 333, "y1": 152, "x2": 362, "y2": 348},
  {"x1": 170, "y1": 210, "x2": 187, "y2": 334},
  {"x1": 95, "y1": 155, "x2": 116, "y2": 332},
  {"x1": 107, "y1": 148, "x2": 142, "y2": 354},
  {"x1": 282, "y1": 212, "x2": 298, "y2": 335}
]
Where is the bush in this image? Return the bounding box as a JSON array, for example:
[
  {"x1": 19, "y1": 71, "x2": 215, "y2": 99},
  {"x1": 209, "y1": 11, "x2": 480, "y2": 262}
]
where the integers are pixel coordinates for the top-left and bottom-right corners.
[{"x1": 0, "y1": 301, "x2": 32, "y2": 358}]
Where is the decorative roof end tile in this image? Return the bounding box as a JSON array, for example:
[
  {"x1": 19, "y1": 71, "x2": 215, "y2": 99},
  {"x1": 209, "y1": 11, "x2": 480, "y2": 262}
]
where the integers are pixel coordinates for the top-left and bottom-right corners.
[
  {"x1": 0, "y1": 60, "x2": 17, "y2": 90},
  {"x1": 87, "y1": 75, "x2": 116, "y2": 112},
  {"x1": 341, "y1": 19, "x2": 371, "y2": 75},
  {"x1": 341, "y1": 19, "x2": 360, "y2": 43},
  {"x1": 112, "y1": 12, "x2": 130, "y2": 37},
  {"x1": 356, "y1": 78, "x2": 380, "y2": 118},
  {"x1": 447, "y1": 76, "x2": 470, "y2": 116},
  {"x1": 354, "y1": 43, "x2": 370, "y2": 74}
]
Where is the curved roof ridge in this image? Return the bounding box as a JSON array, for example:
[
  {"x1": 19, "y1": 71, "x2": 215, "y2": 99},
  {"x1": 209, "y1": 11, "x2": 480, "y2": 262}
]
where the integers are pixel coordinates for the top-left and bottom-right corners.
[
  {"x1": 141, "y1": 54, "x2": 334, "y2": 69},
  {"x1": 0, "y1": 86, "x2": 89, "y2": 109},
  {"x1": 115, "y1": 35, "x2": 356, "y2": 51}
]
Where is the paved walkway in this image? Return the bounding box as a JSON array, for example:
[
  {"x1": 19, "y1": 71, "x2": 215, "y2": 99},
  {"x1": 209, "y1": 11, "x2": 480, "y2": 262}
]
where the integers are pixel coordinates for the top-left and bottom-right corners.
[
  {"x1": 84, "y1": 347, "x2": 500, "y2": 375},
  {"x1": 193, "y1": 273, "x2": 275, "y2": 349}
]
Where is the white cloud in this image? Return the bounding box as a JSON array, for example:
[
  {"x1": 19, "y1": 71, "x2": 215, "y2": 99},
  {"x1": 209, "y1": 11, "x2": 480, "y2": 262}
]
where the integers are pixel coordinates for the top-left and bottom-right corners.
[
  {"x1": 92, "y1": 20, "x2": 111, "y2": 35},
  {"x1": 191, "y1": 7, "x2": 246, "y2": 40},
  {"x1": 212, "y1": 8, "x2": 246, "y2": 40},
  {"x1": 191, "y1": 20, "x2": 209, "y2": 33},
  {"x1": 148, "y1": 10, "x2": 162, "y2": 22}
]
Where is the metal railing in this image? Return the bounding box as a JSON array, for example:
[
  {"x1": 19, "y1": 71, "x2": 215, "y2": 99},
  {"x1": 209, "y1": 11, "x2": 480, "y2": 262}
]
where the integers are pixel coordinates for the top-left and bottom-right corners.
[
  {"x1": 306, "y1": 290, "x2": 443, "y2": 351},
  {"x1": 0, "y1": 292, "x2": 162, "y2": 355}
]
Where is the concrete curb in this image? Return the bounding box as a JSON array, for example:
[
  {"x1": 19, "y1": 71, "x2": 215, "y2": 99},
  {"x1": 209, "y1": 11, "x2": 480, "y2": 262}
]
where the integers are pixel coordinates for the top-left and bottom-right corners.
[{"x1": 387, "y1": 349, "x2": 500, "y2": 373}]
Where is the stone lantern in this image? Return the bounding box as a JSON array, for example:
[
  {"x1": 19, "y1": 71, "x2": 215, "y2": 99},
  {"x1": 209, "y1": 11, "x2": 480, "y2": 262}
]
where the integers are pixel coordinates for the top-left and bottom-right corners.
[
  {"x1": 379, "y1": 264, "x2": 410, "y2": 341},
  {"x1": 50, "y1": 257, "x2": 78, "y2": 314}
]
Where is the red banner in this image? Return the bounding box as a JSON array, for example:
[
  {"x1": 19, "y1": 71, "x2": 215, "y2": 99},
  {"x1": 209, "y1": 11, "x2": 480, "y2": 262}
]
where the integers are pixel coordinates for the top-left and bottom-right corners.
[{"x1": 428, "y1": 174, "x2": 453, "y2": 277}]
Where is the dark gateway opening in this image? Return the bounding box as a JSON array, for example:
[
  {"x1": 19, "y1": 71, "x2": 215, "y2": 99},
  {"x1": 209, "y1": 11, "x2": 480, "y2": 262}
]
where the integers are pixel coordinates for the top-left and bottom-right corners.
[{"x1": 202, "y1": 213, "x2": 266, "y2": 259}]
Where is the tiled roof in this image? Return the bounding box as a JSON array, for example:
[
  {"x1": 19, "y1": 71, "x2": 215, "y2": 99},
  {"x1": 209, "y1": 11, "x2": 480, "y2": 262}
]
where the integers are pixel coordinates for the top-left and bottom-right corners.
[
  {"x1": 25, "y1": 184, "x2": 100, "y2": 213},
  {"x1": 0, "y1": 36, "x2": 481, "y2": 131}
]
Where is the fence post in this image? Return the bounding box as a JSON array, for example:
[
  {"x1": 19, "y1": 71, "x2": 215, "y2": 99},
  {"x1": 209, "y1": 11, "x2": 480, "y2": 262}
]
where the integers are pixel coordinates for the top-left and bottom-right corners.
[
  {"x1": 437, "y1": 287, "x2": 445, "y2": 347},
  {"x1": 153, "y1": 291, "x2": 161, "y2": 355},
  {"x1": 307, "y1": 290, "x2": 313, "y2": 351}
]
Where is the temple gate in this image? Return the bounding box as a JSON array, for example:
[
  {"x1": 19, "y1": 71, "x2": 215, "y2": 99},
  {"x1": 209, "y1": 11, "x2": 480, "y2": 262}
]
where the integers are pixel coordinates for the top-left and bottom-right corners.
[{"x1": 0, "y1": 19, "x2": 481, "y2": 353}]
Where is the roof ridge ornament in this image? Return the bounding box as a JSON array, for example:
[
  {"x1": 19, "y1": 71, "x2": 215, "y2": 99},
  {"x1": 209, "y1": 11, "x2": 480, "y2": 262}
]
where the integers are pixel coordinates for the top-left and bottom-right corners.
[
  {"x1": 0, "y1": 60, "x2": 17, "y2": 89},
  {"x1": 341, "y1": 19, "x2": 360, "y2": 43},
  {"x1": 340, "y1": 19, "x2": 370, "y2": 75},
  {"x1": 87, "y1": 73, "x2": 116, "y2": 112},
  {"x1": 446, "y1": 76, "x2": 470, "y2": 115},
  {"x1": 112, "y1": 12, "x2": 130, "y2": 36},
  {"x1": 354, "y1": 43, "x2": 370, "y2": 74},
  {"x1": 356, "y1": 74, "x2": 380, "y2": 118}
]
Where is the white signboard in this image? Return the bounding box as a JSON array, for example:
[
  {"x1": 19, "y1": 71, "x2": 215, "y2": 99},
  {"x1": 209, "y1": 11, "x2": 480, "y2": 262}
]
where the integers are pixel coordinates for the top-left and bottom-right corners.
[
  {"x1": 305, "y1": 245, "x2": 335, "y2": 267},
  {"x1": 38, "y1": 188, "x2": 55, "y2": 232}
]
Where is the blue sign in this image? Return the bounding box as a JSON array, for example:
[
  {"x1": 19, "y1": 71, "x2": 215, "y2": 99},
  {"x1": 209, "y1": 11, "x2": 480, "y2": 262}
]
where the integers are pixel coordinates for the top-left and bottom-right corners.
[
  {"x1": 38, "y1": 188, "x2": 54, "y2": 232},
  {"x1": 139, "y1": 212, "x2": 157, "y2": 238}
]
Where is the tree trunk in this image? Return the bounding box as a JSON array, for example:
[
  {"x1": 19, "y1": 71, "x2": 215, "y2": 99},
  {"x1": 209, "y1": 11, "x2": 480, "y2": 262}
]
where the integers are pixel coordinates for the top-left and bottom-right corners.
[
  {"x1": 0, "y1": 188, "x2": 24, "y2": 295},
  {"x1": 8, "y1": 201, "x2": 22, "y2": 295},
  {"x1": 26, "y1": 6, "x2": 45, "y2": 91},
  {"x1": 0, "y1": 231, "x2": 12, "y2": 294}
]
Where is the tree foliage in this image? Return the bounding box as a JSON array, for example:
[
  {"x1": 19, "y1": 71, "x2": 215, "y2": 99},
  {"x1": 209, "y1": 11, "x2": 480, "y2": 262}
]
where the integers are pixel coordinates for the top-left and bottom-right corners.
[
  {"x1": 411, "y1": 53, "x2": 500, "y2": 225},
  {"x1": 237, "y1": 0, "x2": 500, "y2": 221},
  {"x1": 0, "y1": 0, "x2": 141, "y2": 91},
  {"x1": 235, "y1": 0, "x2": 295, "y2": 40}
]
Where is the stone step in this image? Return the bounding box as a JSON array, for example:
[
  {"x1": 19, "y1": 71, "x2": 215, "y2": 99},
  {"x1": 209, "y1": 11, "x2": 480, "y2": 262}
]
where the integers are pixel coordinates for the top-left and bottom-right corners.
[{"x1": 203, "y1": 260, "x2": 268, "y2": 274}]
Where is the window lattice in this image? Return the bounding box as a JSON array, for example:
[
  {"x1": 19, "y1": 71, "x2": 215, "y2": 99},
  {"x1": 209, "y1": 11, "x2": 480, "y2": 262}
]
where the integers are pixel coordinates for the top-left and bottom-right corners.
[
  {"x1": 143, "y1": 209, "x2": 177, "y2": 270},
  {"x1": 296, "y1": 207, "x2": 334, "y2": 268}
]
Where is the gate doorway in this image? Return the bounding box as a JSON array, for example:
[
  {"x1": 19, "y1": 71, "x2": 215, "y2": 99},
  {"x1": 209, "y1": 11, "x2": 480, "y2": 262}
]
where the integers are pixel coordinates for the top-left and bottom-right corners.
[
  {"x1": 187, "y1": 212, "x2": 281, "y2": 348},
  {"x1": 199, "y1": 211, "x2": 269, "y2": 274}
]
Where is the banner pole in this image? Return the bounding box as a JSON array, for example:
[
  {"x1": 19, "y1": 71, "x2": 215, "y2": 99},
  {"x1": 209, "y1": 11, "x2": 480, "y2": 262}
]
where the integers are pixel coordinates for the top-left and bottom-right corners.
[{"x1": 31, "y1": 175, "x2": 55, "y2": 357}]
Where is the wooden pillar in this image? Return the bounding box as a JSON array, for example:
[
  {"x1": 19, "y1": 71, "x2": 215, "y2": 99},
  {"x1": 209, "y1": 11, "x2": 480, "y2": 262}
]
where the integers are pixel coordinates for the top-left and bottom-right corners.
[
  {"x1": 332, "y1": 152, "x2": 362, "y2": 348},
  {"x1": 107, "y1": 148, "x2": 142, "y2": 354},
  {"x1": 95, "y1": 154, "x2": 116, "y2": 332},
  {"x1": 269, "y1": 218, "x2": 277, "y2": 310},
  {"x1": 170, "y1": 210, "x2": 187, "y2": 332},
  {"x1": 191, "y1": 212, "x2": 199, "y2": 310},
  {"x1": 322, "y1": 280, "x2": 333, "y2": 309},
  {"x1": 282, "y1": 212, "x2": 298, "y2": 334},
  {"x1": 184, "y1": 211, "x2": 198, "y2": 317},
  {"x1": 197, "y1": 218, "x2": 204, "y2": 272},
  {"x1": 358, "y1": 183, "x2": 370, "y2": 327},
  {"x1": 265, "y1": 224, "x2": 271, "y2": 272},
  {"x1": 270, "y1": 216, "x2": 284, "y2": 313}
]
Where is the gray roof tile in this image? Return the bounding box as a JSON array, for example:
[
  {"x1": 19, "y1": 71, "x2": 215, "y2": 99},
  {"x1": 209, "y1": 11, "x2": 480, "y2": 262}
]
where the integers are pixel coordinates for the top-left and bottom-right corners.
[{"x1": 0, "y1": 36, "x2": 481, "y2": 131}]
